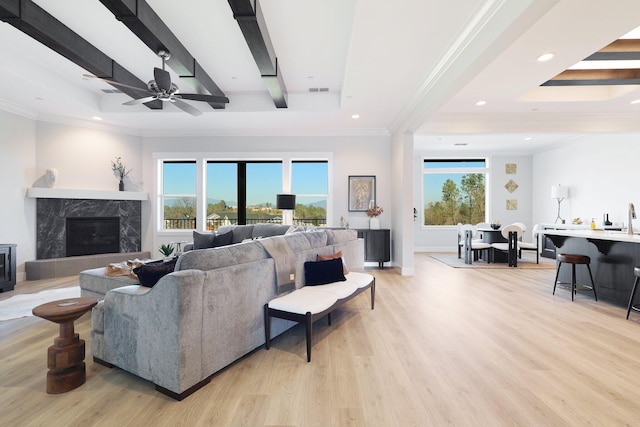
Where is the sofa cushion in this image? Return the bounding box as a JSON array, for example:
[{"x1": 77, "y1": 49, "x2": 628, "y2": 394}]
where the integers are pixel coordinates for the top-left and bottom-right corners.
[
  {"x1": 133, "y1": 258, "x2": 177, "y2": 287},
  {"x1": 318, "y1": 250, "x2": 349, "y2": 274},
  {"x1": 253, "y1": 223, "x2": 290, "y2": 238},
  {"x1": 175, "y1": 239, "x2": 269, "y2": 271},
  {"x1": 284, "y1": 231, "x2": 328, "y2": 252},
  {"x1": 325, "y1": 229, "x2": 358, "y2": 245},
  {"x1": 217, "y1": 225, "x2": 255, "y2": 244},
  {"x1": 304, "y1": 258, "x2": 346, "y2": 286}
]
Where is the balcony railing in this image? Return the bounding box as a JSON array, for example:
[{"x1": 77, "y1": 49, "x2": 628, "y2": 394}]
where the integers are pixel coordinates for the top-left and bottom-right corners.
[{"x1": 163, "y1": 217, "x2": 327, "y2": 231}]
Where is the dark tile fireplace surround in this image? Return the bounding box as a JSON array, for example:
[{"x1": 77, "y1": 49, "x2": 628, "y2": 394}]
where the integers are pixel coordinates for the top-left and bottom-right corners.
[
  {"x1": 25, "y1": 198, "x2": 149, "y2": 280},
  {"x1": 37, "y1": 198, "x2": 142, "y2": 259}
]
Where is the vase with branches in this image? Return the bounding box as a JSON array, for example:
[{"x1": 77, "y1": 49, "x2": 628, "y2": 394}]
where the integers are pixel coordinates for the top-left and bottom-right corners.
[
  {"x1": 366, "y1": 205, "x2": 383, "y2": 229},
  {"x1": 111, "y1": 157, "x2": 131, "y2": 191}
]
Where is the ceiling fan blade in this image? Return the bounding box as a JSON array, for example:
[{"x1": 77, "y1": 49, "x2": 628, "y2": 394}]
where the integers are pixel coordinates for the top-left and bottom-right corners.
[
  {"x1": 83, "y1": 74, "x2": 150, "y2": 93},
  {"x1": 154, "y1": 67, "x2": 172, "y2": 92},
  {"x1": 171, "y1": 99, "x2": 202, "y2": 116},
  {"x1": 178, "y1": 93, "x2": 230, "y2": 104},
  {"x1": 123, "y1": 96, "x2": 158, "y2": 106}
]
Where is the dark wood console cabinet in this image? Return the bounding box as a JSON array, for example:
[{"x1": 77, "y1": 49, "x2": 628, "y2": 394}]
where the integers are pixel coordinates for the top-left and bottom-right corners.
[
  {"x1": 356, "y1": 229, "x2": 390, "y2": 268},
  {"x1": 0, "y1": 244, "x2": 17, "y2": 292}
]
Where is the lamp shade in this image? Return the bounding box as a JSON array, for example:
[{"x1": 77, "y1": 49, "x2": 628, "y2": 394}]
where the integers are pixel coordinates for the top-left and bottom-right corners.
[
  {"x1": 550, "y1": 185, "x2": 569, "y2": 199},
  {"x1": 276, "y1": 194, "x2": 296, "y2": 210}
]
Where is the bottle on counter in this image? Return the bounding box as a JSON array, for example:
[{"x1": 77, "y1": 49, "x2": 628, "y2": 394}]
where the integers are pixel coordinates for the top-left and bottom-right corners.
[{"x1": 591, "y1": 218, "x2": 596, "y2": 230}]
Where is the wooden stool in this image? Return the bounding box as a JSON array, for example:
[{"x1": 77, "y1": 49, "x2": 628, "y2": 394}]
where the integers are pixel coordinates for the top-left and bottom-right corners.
[
  {"x1": 626, "y1": 266, "x2": 640, "y2": 319},
  {"x1": 553, "y1": 253, "x2": 598, "y2": 301},
  {"x1": 32, "y1": 297, "x2": 98, "y2": 394}
]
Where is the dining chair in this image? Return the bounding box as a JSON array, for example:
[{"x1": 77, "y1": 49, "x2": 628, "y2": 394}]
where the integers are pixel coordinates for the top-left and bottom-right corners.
[
  {"x1": 460, "y1": 224, "x2": 492, "y2": 264},
  {"x1": 518, "y1": 224, "x2": 540, "y2": 263},
  {"x1": 491, "y1": 224, "x2": 524, "y2": 267}
]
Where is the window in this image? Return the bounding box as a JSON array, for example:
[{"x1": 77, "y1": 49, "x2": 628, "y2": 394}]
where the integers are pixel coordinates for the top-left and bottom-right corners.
[
  {"x1": 423, "y1": 159, "x2": 487, "y2": 226},
  {"x1": 291, "y1": 161, "x2": 328, "y2": 227},
  {"x1": 161, "y1": 161, "x2": 197, "y2": 230},
  {"x1": 206, "y1": 161, "x2": 282, "y2": 228}
]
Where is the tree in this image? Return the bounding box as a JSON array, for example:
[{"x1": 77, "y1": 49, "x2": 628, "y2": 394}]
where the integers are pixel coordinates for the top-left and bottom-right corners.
[
  {"x1": 460, "y1": 173, "x2": 485, "y2": 224},
  {"x1": 441, "y1": 179, "x2": 460, "y2": 225}
]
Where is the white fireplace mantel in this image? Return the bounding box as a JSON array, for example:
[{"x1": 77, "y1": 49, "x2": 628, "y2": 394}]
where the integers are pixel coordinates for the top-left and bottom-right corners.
[{"x1": 26, "y1": 187, "x2": 149, "y2": 201}]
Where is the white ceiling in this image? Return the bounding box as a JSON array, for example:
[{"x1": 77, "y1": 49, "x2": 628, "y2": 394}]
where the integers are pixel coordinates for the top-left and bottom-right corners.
[{"x1": 1, "y1": 0, "x2": 640, "y2": 152}]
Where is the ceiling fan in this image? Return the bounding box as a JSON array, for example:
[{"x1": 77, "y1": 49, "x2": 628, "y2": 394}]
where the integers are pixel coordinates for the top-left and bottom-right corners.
[{"x1": 83, "y1": 50, "x2": 229, "y2": 116}]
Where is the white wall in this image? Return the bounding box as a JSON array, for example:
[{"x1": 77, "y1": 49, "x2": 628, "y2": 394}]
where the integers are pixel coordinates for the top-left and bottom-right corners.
[
  {"x1": 0, "y1": 110, "x2": 37, "y2": 280},
  {"x1": 413, "y1": 151, "x2": 534, "y2": 252},
  {"x1": 141, "y1": 135, "x2": 392, "y2": 258},
  {"x1": 35, "y1": 122, "x2": 143, "y2": 191},
  {"x1": 4, "y1": 115, "x2": 394, "y2": 275},
  {"x1": 533, "y1": 133, "x2": 640, "y2": 229}
]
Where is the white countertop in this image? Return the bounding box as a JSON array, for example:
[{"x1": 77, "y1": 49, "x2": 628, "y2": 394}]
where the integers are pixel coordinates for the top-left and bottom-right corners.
[{"x1": 542, "y1": 228, "x2": 640, "y2": 243}]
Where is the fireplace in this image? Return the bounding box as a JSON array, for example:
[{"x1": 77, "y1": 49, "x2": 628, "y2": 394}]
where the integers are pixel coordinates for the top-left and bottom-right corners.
[
  {"x1": 36, "y1": 198, "x2": 141, "y2": 259},
  {"x1": 66, "y1": 217, "x2": 120, "y2": 256}
]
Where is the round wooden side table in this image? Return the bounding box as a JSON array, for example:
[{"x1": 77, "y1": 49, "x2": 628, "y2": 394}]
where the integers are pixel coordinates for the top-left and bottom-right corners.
[{"x1": 32, "y1": 297, "x2": 98, "y2": 394}]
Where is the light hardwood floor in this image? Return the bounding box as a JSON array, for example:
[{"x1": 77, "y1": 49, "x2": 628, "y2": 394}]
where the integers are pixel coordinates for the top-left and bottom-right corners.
[{"x1": 2, "y1": 253, "x2": 640, "y2": 426}]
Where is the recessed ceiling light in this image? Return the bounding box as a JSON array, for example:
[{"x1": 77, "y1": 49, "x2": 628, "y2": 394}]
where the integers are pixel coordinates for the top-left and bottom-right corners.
[
  {"x1": 351, "y1": 114, "x2": 360, "y2": 119},
  {"x1": 524, "y1": 137, "x2": 533, "y2": 141},
  {"x1": 537, "y1": 52, "x2": 554, "y2": 62},
  {"x1": 631, "y1": 99, "x2": 640, "y2": 104},
  {"x1": 475, "y1": 100, "x2": 486, "y2": 106},
  {"x1": 92, "y1": 116, "x2": 103, "y2": 121}
]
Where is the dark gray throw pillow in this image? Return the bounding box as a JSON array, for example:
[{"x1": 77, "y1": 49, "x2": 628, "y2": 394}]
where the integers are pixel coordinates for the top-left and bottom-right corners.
[
  {"x1": 193, "y1": 230, "x2": 233, "y2": 249},
  {"x1": 133, "y1": 258, "x2": 177, "y2": 287},
  {"x1": 212, "y1": 230, "x2": 233, "y2": 247},
  {"x1": 193, "y1": 231, "x2": 215, "y2": 250},
  {"x1": 304, "y1": 258, "x2": 347, "y2": 286}
]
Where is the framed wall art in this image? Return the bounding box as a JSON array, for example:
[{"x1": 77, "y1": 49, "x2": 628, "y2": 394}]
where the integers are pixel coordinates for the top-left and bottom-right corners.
[{"x1": 348, "y1": 175, "x2": 376, "y2": 211}]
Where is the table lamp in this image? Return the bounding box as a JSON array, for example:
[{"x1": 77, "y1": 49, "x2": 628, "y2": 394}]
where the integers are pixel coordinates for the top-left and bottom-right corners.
[
  {"x1": 276, "y1": 194, "x2": 296, "y2": 225},
  {"x1": 551, "y1": 184, "x2": 569, "y2": 224}
]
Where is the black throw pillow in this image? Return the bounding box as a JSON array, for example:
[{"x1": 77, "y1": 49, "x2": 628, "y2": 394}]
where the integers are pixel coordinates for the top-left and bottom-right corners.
[
  {"x1": 133, "y1": 257, "x2": 177, "y2": 287},
  {"x1": 304, "y1": 258, "x2": 347, "y2": 286}
]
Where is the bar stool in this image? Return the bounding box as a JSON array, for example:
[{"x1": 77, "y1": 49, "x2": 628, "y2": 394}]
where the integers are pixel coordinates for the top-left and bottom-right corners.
[
  {"x1": 553, "y1": 253, "x2": 598, "y2": 301},
  {"x1": 626, "y1": 266, "x2": 640, "y2": 319}
]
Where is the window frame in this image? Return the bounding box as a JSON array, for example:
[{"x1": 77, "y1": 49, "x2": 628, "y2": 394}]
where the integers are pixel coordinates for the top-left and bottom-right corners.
[
  {"x1": 154, "y1": 152, "x2": 333, "y2": 236},
  {"x1": 291, "y1": 160, "x2": 329, "y2": 227},
  {"x1": 158, "y1": 159, "x2": 198, "y2": 232},
  {"x1": 421, "y1": 157, "x2": 489, "y2": 228}
]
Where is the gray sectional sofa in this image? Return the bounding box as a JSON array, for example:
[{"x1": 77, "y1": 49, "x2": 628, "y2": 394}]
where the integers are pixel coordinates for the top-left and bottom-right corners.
[{"x1": 87, "y1": 227, "x2": 364, "y2": 400}]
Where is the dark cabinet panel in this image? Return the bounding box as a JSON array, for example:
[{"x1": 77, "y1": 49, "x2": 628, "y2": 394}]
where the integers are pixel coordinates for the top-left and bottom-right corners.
[
  {"x1": 0, "y1": 244, "x2": 17, "y2": 292},
  {"x1": 356, "y1": 229, "x2": 390, "y2": 268}
]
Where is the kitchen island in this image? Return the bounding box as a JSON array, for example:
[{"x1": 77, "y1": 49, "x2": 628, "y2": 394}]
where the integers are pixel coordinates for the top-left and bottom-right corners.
[{"x1": 542, "y1": 229, "x2": 640, "y2": 307}]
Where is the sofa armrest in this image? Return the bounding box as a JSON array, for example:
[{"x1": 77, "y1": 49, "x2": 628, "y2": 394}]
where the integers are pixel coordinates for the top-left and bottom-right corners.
[{"x1": 99, "y1": 269, "x2": 206, "y2": 395}]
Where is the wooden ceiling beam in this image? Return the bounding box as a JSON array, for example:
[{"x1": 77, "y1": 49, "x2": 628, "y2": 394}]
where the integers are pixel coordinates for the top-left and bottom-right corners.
[
  {"x1": 99, "y1": 0, "x2": 227, "y2": 109},
  {"x1": 542, "y1": 69, "x2": 640, "y2": 86},
  {"x1": 586, "y1": 39, "x2": 640, "y2": 61},
  {"x1": 228, "y1": 0, "x2": 288, "y2": 108},
  {"x1": 0, "y1": 0, "x2": 162, "y2": 109}
]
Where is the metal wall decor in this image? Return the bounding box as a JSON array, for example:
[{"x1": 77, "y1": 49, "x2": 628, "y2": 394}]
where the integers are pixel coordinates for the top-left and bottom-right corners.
[{"x1": 505, "y1": 179, "x2": 518, "y2": 193}]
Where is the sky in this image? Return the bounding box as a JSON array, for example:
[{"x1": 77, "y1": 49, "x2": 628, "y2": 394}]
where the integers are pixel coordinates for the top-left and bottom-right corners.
[{"x1": 163, "y1": 161, "x2": 328, "y2": 206}]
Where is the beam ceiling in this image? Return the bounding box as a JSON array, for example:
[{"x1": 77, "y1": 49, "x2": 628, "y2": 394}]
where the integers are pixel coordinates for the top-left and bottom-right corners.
[
  {"x1": 543, "y1": 39, "x2": 640, "y2": 86},
  {"x1": 98, "y1": 0, "x2": 227, "y2": 109},
  {"x1": 0, "y1": 0, "x2": 162, "y2": 109},
  {"x1": 228, "y1": 0, "x2": 288, "y2": 108}
]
